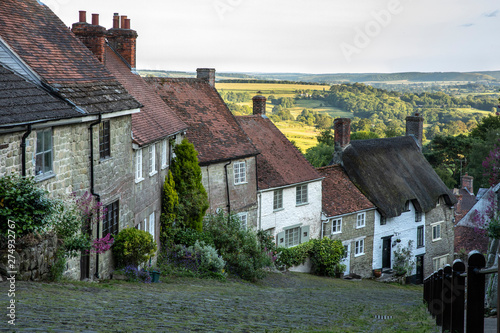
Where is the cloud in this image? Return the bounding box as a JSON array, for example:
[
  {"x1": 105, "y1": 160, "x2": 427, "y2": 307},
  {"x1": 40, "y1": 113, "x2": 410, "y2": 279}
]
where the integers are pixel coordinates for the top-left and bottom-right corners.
[
  {"x1": 460, "y1": 23, "x2": 475, "y2": 28},
  {"x1": 484, "y1": 9, "x2": 499, "y2": 17}
]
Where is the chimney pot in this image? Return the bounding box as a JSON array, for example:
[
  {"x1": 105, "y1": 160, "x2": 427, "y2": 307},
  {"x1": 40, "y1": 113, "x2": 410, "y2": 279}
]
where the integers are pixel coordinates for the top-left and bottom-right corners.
[
  {"x1": 120, "y1": 15, "x2": 127, "y2": 29},
  {"x1": 252, "y1": 94, "x2": 267, "y2": 116},
  {"x1": 91, "y1": 14, "x2": 99, "y2": 26},
  {"x1": 405, "y1": 112, "x2": 424, "y2": 150},
  {"x1": 461, "y1": 173, "x2": 474, "y2": 194},
  {"x1": 197, "y1": 68, "x2": 216, "y2": 87},
  {"x1": 79, "y1": 11, "x2": 86, "y2": 23},
  {"x1": 124, "y1": 19, "x2": 131, "y2": 30},
  {"x1": 113, "y1": 13, "x2": 120, "y2": 29}
]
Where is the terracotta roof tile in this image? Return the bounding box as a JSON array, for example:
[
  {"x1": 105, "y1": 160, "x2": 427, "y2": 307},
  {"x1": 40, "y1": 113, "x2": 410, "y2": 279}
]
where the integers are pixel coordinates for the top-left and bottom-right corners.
[
  {"x1": 0, "y1": 64, "x2": 81, "y2": 125},
  {"x1": 317, "y1": 164, "x2": 375, "y2": 217},
  {"x1": 237, "y1": 115, "x2": 322, "y2": 190},
  {"x1": 144, "y1": 77, "x2": 258, "y2": 164},
  {"x1": 0, "y1": 0, "x2": 140, "y2": 114},
  {"x1": 103, "y1": 47, "x2": 186, "y2": 145}
]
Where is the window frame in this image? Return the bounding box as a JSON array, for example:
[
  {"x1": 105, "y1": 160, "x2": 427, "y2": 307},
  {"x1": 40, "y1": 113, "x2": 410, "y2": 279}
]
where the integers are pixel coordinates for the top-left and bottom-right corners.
[
  {"x1": 233, "y1": 161, "x2": 247, "y2": 185},
  {"x1": 237, "y1": 212, "x2": 248, "y2": 230},
  {"x1": 432, "y1": 222, "x2": 442, "y2": 241},
  {"x1": 356, "y1": 212, "x2": 366, "y2": 229},
  {"x1": 99, "y1": 120, "x2": 111, "y2": 160},
  {"x1": 103, "y1": 200, "x2": 119, "y2": 236},
  {"x1": 135, "y1": 149, "x2": 143, "y2": 183},
  {"x1": 149, "y1": 212, "x2": 155, "y2": 240},
  {"x1": 415, "y1": 210, "x2": 422, "y2": 222},
  {"x1": 331, "y1": 218, "x2": 342, "y2": 234},
  {"x1": 284, "y1": 227, "x2": 301, "y2": 248},
  {"x1": 433, "y1": 255, "x2": 448, "y2": 271},
  {"x1": 161, "y1": 139, "x2": 168, "y2": 170},
  {"x1": 354, "y1": 238, "x2": 365, "y2": 257},
  {"x1": 273, "y1": 189, "x2": 283, "y2": 211},
  {"x1": 35, "y1": 128, "x2": 53, "y2": 179},
  {"x1": 296, "y1": 184, "x2": 308, "y2": 206},
  {"x1": 417, "y1": 225, "x2": 424, "y2": 248},
  {"x1": 149, "y1": 144, "x2": 157, "y2": 176}
]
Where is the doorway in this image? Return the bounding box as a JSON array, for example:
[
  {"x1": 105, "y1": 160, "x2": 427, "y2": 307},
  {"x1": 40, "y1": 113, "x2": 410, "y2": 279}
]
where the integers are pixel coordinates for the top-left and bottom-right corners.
[{"x1": 382, "y1": 236, "x2": 392, "y2": 269}]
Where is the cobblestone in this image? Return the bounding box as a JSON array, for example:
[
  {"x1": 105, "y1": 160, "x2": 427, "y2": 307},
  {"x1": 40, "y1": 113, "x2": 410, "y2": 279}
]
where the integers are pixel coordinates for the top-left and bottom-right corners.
[{"x1": 0, "y1": 272, "x2": 438, "y2": 332}]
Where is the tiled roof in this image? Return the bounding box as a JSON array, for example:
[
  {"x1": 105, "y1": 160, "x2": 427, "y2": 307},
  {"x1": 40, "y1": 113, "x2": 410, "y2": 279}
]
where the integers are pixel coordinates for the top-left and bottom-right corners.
[
  {"x1": 144, "y1": 77, "x2": 258, "y2": 164},
  {"x1": 0, "y1": 64, "x2": 80, "y2": 125},
  {"x1": 237, "y1": 115, "x2": 322, "y2": 190},
  {"x1": 454, "y1": 226, "x2": 488, "y2": 254},
  {"x1": 103, "y1": 47, "x2": 187, "y2": 145},
  {"x1": 0, "y1": 0, "x2": 140, "y2": 114},
  {"x1": 340, "y1": 136, "x2": 457, "y2": 218},
  {"x1": 317, "y1": 164, "x2": 375, "y2": 217}
]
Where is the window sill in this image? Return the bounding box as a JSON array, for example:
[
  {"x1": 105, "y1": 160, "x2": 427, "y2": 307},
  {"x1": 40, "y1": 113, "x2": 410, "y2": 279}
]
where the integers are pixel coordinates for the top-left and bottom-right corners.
[
  {"x1": 35, "y1": 172, "x2": 56, "y2": 183},
  {"x1": 99, "y1": 156, "x2": 112, "y2": 163},
  {"x1": 149, "y1": 170, "x2": 158, "y2": 177},
  {"x1": 234, "y1": 181, "x2": 248, "y2": 186},
  {"x1": 332, "y1": 231, "x2": 342, "y2": 235},
  {"x1": 135, "y1": 177, "x2": 144, "y2": 184},
  {"x1": 161, "y1": 164, "x2": 169, "y2": 170},
  {"x1": 432, "y1": 238, "x2": 442, "y2": 242},
  {"x1": 273, "y1": 207, "x2": 284, "y2": 213},
  {"x1": 354, "y1": 252, "x2": 365, "y2": 257},
  {"x1": 417, "y1": 245, "x2": 425, "y2": 249},
  {"x1": 296, "y1": 202, "x2": 309, "y2": 207},
  {"x1": 356, "y1": 225, "x2": 366, "y2": 229}
]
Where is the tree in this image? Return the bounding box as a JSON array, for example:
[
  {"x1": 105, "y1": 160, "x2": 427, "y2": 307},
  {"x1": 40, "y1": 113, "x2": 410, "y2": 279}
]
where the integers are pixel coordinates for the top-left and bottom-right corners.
[
  {"x1": 305, "y1": 143, "x2": 335, "y2": 168},
  {"x1": 161, "y1": 169, "x2": 179, "y2": 238},
  {"x1": 470, "y1": 114, "x2": 500, "y2": 141},
  {"x1": 482, "y1": 143, "x2": 500, "y2": 187},
  {"x1": 170, "y1": 139, "x2": 209, "y2": 231},
  {"x1": 350, "y1": 131, "x2": 380, "y2": 140}
]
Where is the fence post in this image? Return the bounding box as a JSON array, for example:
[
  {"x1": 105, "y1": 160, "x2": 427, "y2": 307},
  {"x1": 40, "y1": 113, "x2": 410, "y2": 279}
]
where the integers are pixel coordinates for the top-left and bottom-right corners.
[
  {"x1": 442, "y1": 265, "x2": 452, "y2": 332},
  {"x1": 436, "y1": 268, "x2": 444, "y2": 326},
  {"x1": 467, "y1": 251, "x2": 486, "y2": 333},
  {"x1": 451, "y1": 259, "x2": 465, "y2": 333}
]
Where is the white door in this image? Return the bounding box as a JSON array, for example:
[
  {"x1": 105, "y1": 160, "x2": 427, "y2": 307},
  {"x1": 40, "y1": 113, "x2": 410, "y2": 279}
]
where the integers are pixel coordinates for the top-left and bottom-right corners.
[{"x1": 341, "y1": 243, "x2": 350, "y2": 275}]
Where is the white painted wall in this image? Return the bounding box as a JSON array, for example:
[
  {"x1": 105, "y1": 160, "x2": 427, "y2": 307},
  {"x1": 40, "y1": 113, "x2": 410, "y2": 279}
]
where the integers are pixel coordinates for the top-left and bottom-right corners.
[
  {"x1": 372, "y1": 201, "x2": 425, "y2": 274},
  {"x1": 258, "y1": 180, "x2": 322, "y2": 241}
]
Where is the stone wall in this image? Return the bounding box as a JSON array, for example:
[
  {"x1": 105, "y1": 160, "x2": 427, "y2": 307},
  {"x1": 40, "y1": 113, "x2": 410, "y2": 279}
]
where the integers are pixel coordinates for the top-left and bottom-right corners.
[
  {"x1": 201, "y1": 156, "x2": 258, "y2": 228},
  {"x1": 424, "y1": 202, "x2": 454, "y2": 278},
  {"x1": 0, "y1": 233, "x2": 58, "y2": 281}
]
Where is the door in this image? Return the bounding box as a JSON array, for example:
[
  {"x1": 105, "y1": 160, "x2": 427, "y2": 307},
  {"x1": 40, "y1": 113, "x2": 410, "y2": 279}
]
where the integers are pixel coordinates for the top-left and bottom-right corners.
[
  {"x1": 341, "y1": 243, "x2": 350, "y2": 275},
  {"x1": 382, "y1": 236, "x2": 392, "y2": 269},
  {"x1": 80, "y1": 218, "x2": 91, "y2": 280},
  {"x1": 415, "y1": 255, "x2": 424, "y2": 284}
]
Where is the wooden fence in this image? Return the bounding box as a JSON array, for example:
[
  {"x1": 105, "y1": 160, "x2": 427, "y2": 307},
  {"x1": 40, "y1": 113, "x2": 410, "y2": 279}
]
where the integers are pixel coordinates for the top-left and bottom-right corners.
[{"x1": 423, "y1": 250, "x2": 499, "y2": 333}]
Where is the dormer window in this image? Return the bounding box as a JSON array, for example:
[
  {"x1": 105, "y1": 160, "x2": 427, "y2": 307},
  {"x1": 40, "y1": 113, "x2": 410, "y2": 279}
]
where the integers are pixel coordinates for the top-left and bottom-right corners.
[{"x1": 404, "y1": 201, "x2": 410, "y2": 211}]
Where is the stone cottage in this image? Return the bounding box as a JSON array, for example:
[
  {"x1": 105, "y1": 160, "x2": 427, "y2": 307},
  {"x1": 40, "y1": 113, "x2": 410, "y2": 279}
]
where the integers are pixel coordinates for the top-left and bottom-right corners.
[
  {"x1": 317, "y1": 164, "x2": 377, "y2": 278},
  {"x1": 145, "y1": 71, "x2": 260, "y2": 228},
  {"x1": 71, "y1": 11, "x2": 188, "y2": 249},
  {"x1": 236, "y1": 95, "x2": 323, "y2": 249},
  {"x1": 331, "y1": 115, "x2": 457, "y2": 282},
  {"x1": 0, "y1": 0, "x2": 142, "y2": 279}
]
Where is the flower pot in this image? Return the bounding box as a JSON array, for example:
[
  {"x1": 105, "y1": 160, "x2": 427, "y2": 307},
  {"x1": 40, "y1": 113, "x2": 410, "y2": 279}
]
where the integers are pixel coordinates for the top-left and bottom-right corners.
[
  {"x1": 149, "y1": 270, "x2": 160, "y2": 283},
  {"x1": 373, "y1": 269, "x2": 382, "y2": 278}
]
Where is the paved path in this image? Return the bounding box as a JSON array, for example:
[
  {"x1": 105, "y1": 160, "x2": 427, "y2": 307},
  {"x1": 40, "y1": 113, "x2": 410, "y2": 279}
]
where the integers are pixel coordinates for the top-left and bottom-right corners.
[{"x1": 0, "y1": 273, "x2": 437, "y2": 332}]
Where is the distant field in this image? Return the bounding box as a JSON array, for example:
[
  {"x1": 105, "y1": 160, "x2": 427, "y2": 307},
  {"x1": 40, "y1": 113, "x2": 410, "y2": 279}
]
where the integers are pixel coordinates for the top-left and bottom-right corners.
[
  {"x1": 273, "y1": 121, "x2": 319, "y2": 152},
  {"x1": 215, "y1": 82, "x2": 330, "y2": 96}
]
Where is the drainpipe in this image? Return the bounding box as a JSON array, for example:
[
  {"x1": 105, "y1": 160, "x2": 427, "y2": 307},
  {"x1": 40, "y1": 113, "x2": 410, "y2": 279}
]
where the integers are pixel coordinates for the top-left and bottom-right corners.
[
  {"x1": 224, "y1": 160, "x2": 232, "y2": 222},
  {"x1": 89, "y1": 114, "x2": 102, "y2": 279},
  {"x1": 21, "y1": 124, "x2": 32, "y2": 177}
]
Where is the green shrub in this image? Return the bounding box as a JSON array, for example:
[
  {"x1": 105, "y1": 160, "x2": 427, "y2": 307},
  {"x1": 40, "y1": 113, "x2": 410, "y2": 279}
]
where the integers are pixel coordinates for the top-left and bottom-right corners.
[
  {"x1": 160, "y1": 169, "x2": 178, "y2": 237},
  {"x1": 112, "y1": 228, "x2": 157, "y2": 268},
  {"x1": 393, "y1": 240, "x2": 415, "y2": 277},
  {"x1": 309, "y1": 237, "x2": 346, "y2": 277},
  {"x1": 0, "y1": 176, "x2": 55, "y2": 237},
  {"x1": 203, "y1": 212, "x2": 272, "y2": 281},
  {"x1": 170, "y1": 227, "x2": 214, "y2": 248},
  {"x1": 275, "y1": 241, "x2": 314, "y2": 269}
]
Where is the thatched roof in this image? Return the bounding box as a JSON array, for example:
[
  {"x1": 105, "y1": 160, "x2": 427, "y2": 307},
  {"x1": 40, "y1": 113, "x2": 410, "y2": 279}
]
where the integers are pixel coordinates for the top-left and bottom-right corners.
[{"x1": 340, "y1": 136, "x2": 457, "y2": 218}]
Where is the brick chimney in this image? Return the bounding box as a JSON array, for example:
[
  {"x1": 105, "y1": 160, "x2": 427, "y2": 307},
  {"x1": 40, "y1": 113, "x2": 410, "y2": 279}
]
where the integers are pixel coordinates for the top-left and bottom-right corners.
[
  {"x1": 331, "y1": 118, "x2": 351, "y2": 165},
  {"x1": 197, "y1": 68, "x2": 215, "y2": 87},
  {"x1": 71, "y1": 11, "x2": 107, "y2": 62},
  {"x1": 406, "y1": 112, "x2": 424, "y2": 150},
  {"x1": 461, "y1": 173, "x2": 474, "y2": 193},
  {"x1": 107, "y1": 13, "x2": 138, "y2": 69},
  {"x1": 252, "y1": 93, "x2": 266, "y2": 116}
]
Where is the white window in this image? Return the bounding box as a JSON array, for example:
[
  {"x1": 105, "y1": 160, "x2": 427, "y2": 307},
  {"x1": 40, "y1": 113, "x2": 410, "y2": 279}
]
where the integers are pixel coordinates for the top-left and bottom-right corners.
[
  {"x1": 149, "y1": 212, "x2": 155, "y2": 240},
  {"x1": 273, "y1": 189, "x2": 283, "y2": 211},
  {"x1": 433, "y1": 255, "x2": 448, "y2": 271},
  {"x1": 432, "y1": 222, "x2": 442, "y2": 241},
  {"x1": 356, "y1": 213, "x2": 366, "y2": 228},
  {"x1": 237, "y1": 212, "x2": 248, "y2": 230},
  {"x1": 285, "y1": 227, "x2": 300, "y2": 248},
  {"x1": 332, "y1": 218, "x2": 342, "y2": 234},
  {"x1": 234, "y1": 161, "x2": 246, "y2": 184},
  {"x1": 354, "y1": 238, "x2": 365, "y2": 256},
  {"x1": 149, "y1": 144, "x2": 156, "y2": 176},
  {"x1": 135, "y1": 149, "x2": 143, "y2": 183},
  {"x1": 161, "y1": 139, "x2": 168, "y2": 169},
  {"x1": 296, "y1": 184, "x2": 308, "y2": 205},
  {"x1": 322, "y1": 218, "x2": 342, "y2": 238},
  {"x1": 35, "y1": 128, "x2": 53, "y2": 178}
]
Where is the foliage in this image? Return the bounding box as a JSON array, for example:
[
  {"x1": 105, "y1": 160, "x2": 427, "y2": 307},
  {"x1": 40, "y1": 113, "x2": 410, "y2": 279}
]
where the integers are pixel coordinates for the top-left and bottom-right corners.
[
  {"x1": 170, "y1": 139, "x2": 209, "y2": 231},
  {"x1": 91, "y1": 233, "x2": 114, "y2": 254},
  {"x1": 350, "y1": 131, "x2": 380, "y2": 140},
  {"x1": 309, "y1": 238, "x2": 346, "y2": 277},
  {"x1": 203, "y1": 212, "x2": 272, "y2": 281},
  {"x1": 482, "y1": 142, "x2": 500, "y2": 187},
  {"x1": 275, "y1": 241, "x2": 314, "y2": 269},
  {"x1": 49, "y1": 248, "x2": 67, "y2": 282},
  {"x1": 470, "y1": 114, "x2": 500, "y2": 141},
  {"x1": 317, "y1": 129, "x2": 335, "y2": 146},
  {"x1": 168, "y1": 227, "x2": 215, "y2": 248},
  {"x1": 296, "y1": 109, "x2": 333, "y2": 129},
  {"x1": 112, "y1": 228, "x2": 157, "y2": 268},
  {"x1": 471, "y1": 191, "x2": 500, "y2": 239},
  {"x1": 0, "y1": 176, "x2": 55, "y2": 237},
  {"x1": 122, "y1": 265, "x2": 152, "y2": 283},
  {"x1": 160, "y1": 169, "x2": 179, "y2": 240},
  {"x1": 305, "y1": 142, "x2": 335, "y2": 168},
  {"x1": 393, "y1": 240, "x2": 415, "y2": 277},
  {"x1": 257, "y1": 229, "x2": 278, "y2": 263}
]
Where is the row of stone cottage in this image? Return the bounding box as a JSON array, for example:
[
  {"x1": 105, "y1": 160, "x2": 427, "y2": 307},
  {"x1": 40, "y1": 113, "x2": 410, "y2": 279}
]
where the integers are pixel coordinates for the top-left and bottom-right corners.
[{"x1": 0, "y1": 1, "x2": 456, "y2": 282}]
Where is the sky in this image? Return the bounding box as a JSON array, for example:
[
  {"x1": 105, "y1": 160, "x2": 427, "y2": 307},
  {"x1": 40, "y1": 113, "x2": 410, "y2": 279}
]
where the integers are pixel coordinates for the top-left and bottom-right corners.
[{"x1": 43, "y1": 0, "x2": 500, "y2": 74}]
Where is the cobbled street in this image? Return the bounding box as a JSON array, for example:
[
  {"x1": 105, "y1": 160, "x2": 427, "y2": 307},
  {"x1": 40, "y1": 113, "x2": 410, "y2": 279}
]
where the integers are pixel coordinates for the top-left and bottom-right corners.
[{"x1": 0, "y1": 272, "x2": 437, "y2": 333}]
